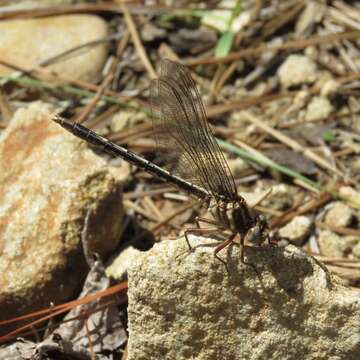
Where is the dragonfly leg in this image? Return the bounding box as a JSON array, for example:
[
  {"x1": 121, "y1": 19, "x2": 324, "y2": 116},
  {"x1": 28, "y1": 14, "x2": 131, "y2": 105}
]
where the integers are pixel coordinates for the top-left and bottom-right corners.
[
  {"x1": 195, "y1": 216, "x2": 219, "y2": 228},
  {"x1": 267, "y1": 232, "x2": 278, "y2": 246},
  {"x1": 184, "y1": 227, "x2": 221, "y2": 251},
  {"x1": 240, "y1": 236, "x2": 260, "y2": 277},
  {"x1": 214, "y1": 233, "x2": 237, "y2": 274}
]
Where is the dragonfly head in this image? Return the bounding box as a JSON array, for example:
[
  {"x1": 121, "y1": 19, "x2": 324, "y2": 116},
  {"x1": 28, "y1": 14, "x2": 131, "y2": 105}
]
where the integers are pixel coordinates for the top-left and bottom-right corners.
[{"x1": 246, "y1": 213, "x2": 267, "y2": 245}]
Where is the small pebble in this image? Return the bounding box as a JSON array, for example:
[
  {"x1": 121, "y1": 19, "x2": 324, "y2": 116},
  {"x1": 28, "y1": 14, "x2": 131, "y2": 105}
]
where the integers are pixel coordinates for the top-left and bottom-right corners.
[
  {"x1": 278, "y1": 55, "x2": 317, "y2": 88},
  {"x1": 106, "y1": 246, "x2": 142, "y2": 281},
  {"x1": 278, "y1": 216, "x2": 313, "y2": 245},
  {"x1": 320, "y1": 79, "x2": 339, "y2": 97},
  {"x1": 325, "y1": 202, "x2": 353, "y2": 228},
  {"x1": 339, "y1": 186, "x2": 360, "y2": 209},
  {"x1": 352, "y1": 242, "x2": 360, "y2": 259},
  {"x1": 111, "y1": 111, "x2": 145, "y2": 132},
  {"x1": 318, "y1": 230, "x2": 359, "y2": 258},
  {"x1": 305, "y1": 96, "x2": 333, "y2": 122},
  {"x1": 227, "y1": 158, "x2": 249, "y2": 177}
]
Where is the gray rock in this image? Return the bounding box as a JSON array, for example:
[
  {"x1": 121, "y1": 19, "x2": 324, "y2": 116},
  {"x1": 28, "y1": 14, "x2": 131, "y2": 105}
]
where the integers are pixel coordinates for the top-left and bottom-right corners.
[
  {"x1": 128, "y1": 237, "x2": 360, "y2": 360},
  {"x1": 278, "y1": 55, "x2": 317, "y2": 88},
  {"x1": 0, "y1": 15, "x2": 108, "y2": 82},
  {"x1": 0, "y1": 103, "x2": 124, "y2": 334}
]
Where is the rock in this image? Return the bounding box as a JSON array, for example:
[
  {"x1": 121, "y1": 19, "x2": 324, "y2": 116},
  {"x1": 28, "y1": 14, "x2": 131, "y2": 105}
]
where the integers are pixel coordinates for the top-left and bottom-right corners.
[
  {"x1": 325, "y1": 202, "x2": 354, "y2": 228},
  {"x1": 227, "y1": 157, "x2": 249, "y2": 177},
  {"x1": 339, "y1": 186, "x2": 360, "y2": 209},
  {"x1": 0, "y1": 0, "x2": 75, "y2": 12},
  {"x1": 320, "y1": 79, "x2": 339, "y2": 97},
  {"x1": 201, "y1": 4, "x2": 252, "y2": 32},
  {"x1": 106, "y1": 246, "x2": 142, "y2": 281},
  {"x1": 140, "y1": 22, "x2": 167, "y2": 42},
  {"x1": 110, "y1": 110, "x2": 146, "y2": 133},
  {"x1": 0, "y1": 103, "x2": 124, "y2": 334},
  {"x1": 128, "y1": 237, "x2": 360, "y2": 360},
  {"x1": 278, "y1": 55, "x2": 317, "y2": 88},
  {"x1": 169, "y1": 28, "x2": 217, "y2": 53},
  {"x1": 0, "y1": 15, "x2": 108, "y2": 82},
  {"x1": 259, "y1": 184, "x2": 295, "y2": 211},
  {"x1": 278, "y1": 216, "x2": 313, "y2": 245},
  {"x1": 353, "y1": 242, "x2": 360, "y2": 259},
  {"x1": 305, "y1": 96, "x2": 334, "y2": 121},
  {"x1": 318, "y1": 230, "x2": 359, "y2": 258}
]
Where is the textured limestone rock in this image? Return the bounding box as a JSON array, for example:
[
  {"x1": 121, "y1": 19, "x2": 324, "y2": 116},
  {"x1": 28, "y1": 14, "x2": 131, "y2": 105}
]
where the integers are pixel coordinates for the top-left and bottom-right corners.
[
  {"x1": 0, "y1": 15, "x2": 108, "y2": 81},
  {"x1": 0, "y1": 103, "x2": 124, "y2": 333},
  {"x1": 128, "y1": 237, "x2": 360, "y2": 360},
  {"x1": 278, "y1": 54, "x2": 317, "y2": 88}
]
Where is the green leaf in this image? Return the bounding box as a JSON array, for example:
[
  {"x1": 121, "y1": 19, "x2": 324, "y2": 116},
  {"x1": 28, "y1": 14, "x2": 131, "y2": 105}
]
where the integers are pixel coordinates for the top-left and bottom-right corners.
[
  {"x1": 215, "y1": 31, "x2": 235, "y2": 58},
  {"x1": 322, "y1": 131, "x2": 336, "y2": 142}
]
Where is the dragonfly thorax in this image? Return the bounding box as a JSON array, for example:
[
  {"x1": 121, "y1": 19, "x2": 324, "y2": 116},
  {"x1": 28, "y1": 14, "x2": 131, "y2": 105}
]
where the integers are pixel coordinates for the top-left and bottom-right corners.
[{"x1": 210, "y1": 198, "x2": 267, "y2": 244}]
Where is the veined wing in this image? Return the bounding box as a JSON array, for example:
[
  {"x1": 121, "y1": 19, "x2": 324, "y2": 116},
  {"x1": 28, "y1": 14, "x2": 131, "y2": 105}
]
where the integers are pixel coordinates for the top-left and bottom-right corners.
[{"x1": 150, "y1": 59, "x2": 238, "y2": 202}]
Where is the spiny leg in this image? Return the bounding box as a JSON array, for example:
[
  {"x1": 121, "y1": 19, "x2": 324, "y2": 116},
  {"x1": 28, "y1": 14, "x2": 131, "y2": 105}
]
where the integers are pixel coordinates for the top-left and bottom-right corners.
[
  {"x1": 240, "y1": 236, "x2": 260, "y2": 278},
  {"x1": 184, "y1": 216, "x2": 225, "y2": 250},
  {"x1": 195, "y1": 216, "x2": 220, "y2": 228},
  {"x1": 184, "y1": 226, "x2": 222, "y2": 251},
  {"x1": 176, "y1": 227, "x2": 223, "y2": 262},
  {"x1": 214, "y1": 233, "x2": 237, "y2": 274}
]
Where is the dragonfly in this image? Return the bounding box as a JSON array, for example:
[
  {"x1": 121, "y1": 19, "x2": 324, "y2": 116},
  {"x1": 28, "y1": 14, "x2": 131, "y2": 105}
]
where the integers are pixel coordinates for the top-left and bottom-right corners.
[{"x1": 53, "y1": 59, "x2": 269, "y2": 271}]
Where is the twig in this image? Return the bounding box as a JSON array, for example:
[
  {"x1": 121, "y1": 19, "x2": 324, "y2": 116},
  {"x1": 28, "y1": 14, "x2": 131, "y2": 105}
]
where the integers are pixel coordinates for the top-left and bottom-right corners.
[
  {"x1": 240, "y1": 111, "x2": 343, "y2": 178},
  {"x1": 315, "y1": 221, "x2": 360, "y2": 237},
  {"x1": 183, "y1": 30, "x2": 360, "y2": 66},
  {"x1": 76, "y1": 71, "x2": 115, "y2": 123},
  {"x1": 119, "y1": 2, "x2": 157, "y2": 79}
]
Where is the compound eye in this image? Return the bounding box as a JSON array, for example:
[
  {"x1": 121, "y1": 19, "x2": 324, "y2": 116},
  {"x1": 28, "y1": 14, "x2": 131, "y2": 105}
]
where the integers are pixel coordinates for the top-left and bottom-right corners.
[{"x1": 258, "y1": 214, "x2": 266, "y2": 224}]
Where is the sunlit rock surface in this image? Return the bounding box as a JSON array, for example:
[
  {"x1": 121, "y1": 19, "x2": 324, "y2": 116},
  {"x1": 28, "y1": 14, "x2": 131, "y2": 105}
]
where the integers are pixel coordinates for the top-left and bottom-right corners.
[
  {"x1": 128, "y1": 237, "x2": 360, "y2": 360},
  {"x1": 0, "y1": 15, "x2": 108, "y2": 82},
  {"x1": 0, "y1": 103, "x2": 124, "y2": 334}
]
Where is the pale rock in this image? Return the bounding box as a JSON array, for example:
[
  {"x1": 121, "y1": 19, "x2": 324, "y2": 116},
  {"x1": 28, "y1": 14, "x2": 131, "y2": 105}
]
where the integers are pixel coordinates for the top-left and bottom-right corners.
[
  {"x1": 128, "y1": 237, "x2": 360, "y2": 360},
  {"x1": 227, "y1": 157, "x2": 249, "y2": 177},
  {"x1": 259, "y1": 183, "x2": 295, "y2": 211},
  {"x1": 0, "y1": 15, "x2": 108, "y2": 82},
  {"x1": 0, "y1": 0, "x2": 75, "y2": 12},
  {"x1": 106, "y1": 246, "x2": 142, "y2": 281},
  {"x1": 110, "y1": 110, "x2": 146, "y2": 133},
  {"x1": 318, "y1": 230, "x2": 359, "y2": 258},
  {"x1": 305, "y1": 96, "x2": 334, "y2": 121},
  {"x1": 339, "y1": 186, "x2": 360, "y2": 209},
  {"x1": 353, "y1": 242, "x2": 360, "y2": 259},
  {"x1": 201, "y1": 1, "x2": 251, "y2": 32},
  {"x1": 0, "y1": 103, "x2": 124, "y2": 333},
  {"x1": 351, "y1": 157, "x2": 360, "y2": 174},
  {"x1": 278, "y1": 215, "x2": 313, "y2": 245},
  {"x1": 278, "y1": 55, "x2": 317, "y2": 88},
  {"x1": 325, "y1": 202, "x2": 354, "y2": 228},
  {"x1": 320, "y1": 79, "x2": 339, "y2": 97}
]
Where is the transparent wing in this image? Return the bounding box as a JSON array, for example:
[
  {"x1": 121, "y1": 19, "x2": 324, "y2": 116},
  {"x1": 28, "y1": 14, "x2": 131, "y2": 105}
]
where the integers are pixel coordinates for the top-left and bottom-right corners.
[{"x1": 150, "y1": 59, "x2": 238, "y2": 202}]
